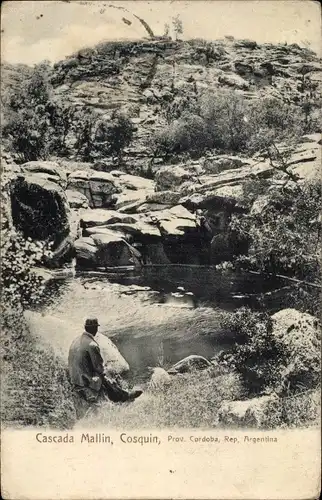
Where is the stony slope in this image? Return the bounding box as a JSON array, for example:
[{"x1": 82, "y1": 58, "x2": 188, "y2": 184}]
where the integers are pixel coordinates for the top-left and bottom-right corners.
[{"x1": 49, "y1": 38, "x2": 321, "y2": 165}]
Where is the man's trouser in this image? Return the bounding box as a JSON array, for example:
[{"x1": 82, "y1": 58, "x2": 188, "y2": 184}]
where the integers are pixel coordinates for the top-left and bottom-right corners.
[{"x1": 72, "y1": 376, "x2": 132, "y2": 418}]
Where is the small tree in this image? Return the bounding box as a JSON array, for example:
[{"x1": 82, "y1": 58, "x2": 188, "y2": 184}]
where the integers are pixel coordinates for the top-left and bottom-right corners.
[
  {"x1": 73, "y1": 109, "x2": 134, "y2": 163},
  {"x1": 163, "y1": 23, "x2": 170, "y2": 37},
  {"x1": 99, "y1": 111, "x2": 134, "y2": 163},
  {"x1": 219, "y1": 308, "x2": 278, "y2": 394},
  {"x1": 200, "y1": 90, "x2": 252, "y2": 152},
  {"x1": 47, "y1": 101, "x2": 76, "y2": 156},
  {"x1": 172, "y1": 15, "x2": 183, "y2": 40},
  {"x1": 152, "y1": 112, "x2": 212, "y2": 159},
  {"x1": 298, "y1": 74, "x2": 321, "y2": 133},
  {"x1": 73, "y1": 107, "x2": 97, "y2": 161},
  {"x1": 2, "y1": 63, "x2": 53, "y2": 163}
]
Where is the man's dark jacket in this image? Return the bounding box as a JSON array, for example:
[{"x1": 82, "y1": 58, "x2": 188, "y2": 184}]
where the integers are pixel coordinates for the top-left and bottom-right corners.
[{"x1": 68, "y1": 332, "x2": 104, "y2": 393}]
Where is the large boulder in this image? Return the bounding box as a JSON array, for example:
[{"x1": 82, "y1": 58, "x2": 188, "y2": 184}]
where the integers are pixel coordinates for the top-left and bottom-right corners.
[
  {"x1": 202, "y1": 155, "x2": 253, "y2": 175},
  {"x1": 271, "y1": 309, "x2": 321, "y2": 392},
  {"x1": 112, "y1": 172, "x2": 154, "y2": 192},
  {"x1": 218, "y1": 73, "x2": 250, "y2": 90},
  {"x1": 96, "y1": 333, "x2": 129, "y2": 375},
  {"x1": 289, "y1": 134, "x2": 321, "y2": 180},
  {"x1": 148, "y1": 367, "x2": 172, "y2": 391},
  {"x1": 146, "y1": 190, "x2": 181, "y2": 205},
  {"x1": 168, "y1": 355, "x2": 212, "y2": 374},
  {"x1": 21, "y1": 161, "x2": 67, "y2": 188},
  {"x1": 80, "y1": 209, "x2": 138, "y2": 229},
  {"x1": 155, "y1": 165, "x2": 196, "y2": 192},
  {"x1": 10, "y1": 175, "x2": 72, "y2": 262},
  {"x1": 218, "y1": 394, "x2": 279, "y2": 428},
  {"x1": 146, "y1": 205, "x2": 198, "y2": 238},
  {"x1": 74, "y1": 237, "x2": 98, "y2": 266},
  {"x1": 103, "y1": 221, "x2": 161, "y2": 241},
  {"x1": 24, "y1": 311, "x2": 129, "y2": 375},
  {"x1": 75, "y1": 232, "x2": 141, "y2": 268},
  {"x1": 67, "y1": 170, "x2": 121, "y2": 208},
  {"x1": 113, "y1": 189, "x2": 150, "y2": 212},
  {"x1": 91, "y1": 232, "x2": 141, "y2": 267},
  {"x1": 104, "y1": 172, "x2": 154, "y2": 212}
]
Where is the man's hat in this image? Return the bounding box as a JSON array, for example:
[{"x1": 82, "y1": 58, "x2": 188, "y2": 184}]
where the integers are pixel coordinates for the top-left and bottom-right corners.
[{"x1": 84, "y1": 317, "x2": 100, "y2": 327}]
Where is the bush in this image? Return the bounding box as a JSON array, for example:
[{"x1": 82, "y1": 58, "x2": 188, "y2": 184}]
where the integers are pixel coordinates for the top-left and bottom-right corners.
[
  {"x1": 1, "y1": 228, "x2": 53, "y2": 310},
  {"x1": 153, "y1": 112, "x2": 212, "y2": 159},
  {"x1": 2, "y1": 63, "x2": 54, "y2": 162},
  {"x1": 200, "y1": 90, "x2": 253, "y2": 152},
  {"x1": 219, "y1": 307, "x2": 321, "y2": 397},
  {"x1": 151, "y1": 91, "x2": 313, "y2": 160},
  {"x1": 74, "y1": 109, "x2": 134, "y2": 162},
  {"x1": 219, "y1": 308, "x2": 281, "y2": 394},
  {"x1": 254, "y1": 389, "x2": 320, "y2": 429},
  {"x1": 231, "y1": 180, "x2": 321, "y2": 282}
]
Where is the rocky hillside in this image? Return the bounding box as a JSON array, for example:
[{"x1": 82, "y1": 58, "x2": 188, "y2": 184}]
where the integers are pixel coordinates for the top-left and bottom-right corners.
[
  {"x1": 48, "y1": 38, "x2": 321, "y2": 163},
  {"x1": 2, "y1": 37, "x2": 321, "y2": 274},
  {"x1": 3, "y1": 38, "x2": 320, "y2": 169}
]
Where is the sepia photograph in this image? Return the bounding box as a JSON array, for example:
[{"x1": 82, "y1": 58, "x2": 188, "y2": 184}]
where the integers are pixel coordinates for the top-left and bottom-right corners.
[{"x1": 1, "y1": 0, "x2": 321, "y2": 498}]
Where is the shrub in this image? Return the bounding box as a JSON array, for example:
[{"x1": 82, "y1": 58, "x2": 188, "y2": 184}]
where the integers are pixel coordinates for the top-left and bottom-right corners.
[
  {"x1": 231, "y1": 180, "x2": 321, "y2": 282},
  {"x1": 219, "y1": 308, "x2": 281, "y2": 394},
  {"x1": 153, "y1": 112, "x2": 212, "y2": 159},
  {"x1": 200, "y1": 90, "x2": 253, "y2": 152},
  {"x1": 219, "y1": 307, "x2": 321, "y2": 397},
  {"x1": 256, "y1": 389, "x2": 320, "y2": 429},
  {"x1": 1, "y1": 228, "x2": 53, "y2": 310},
  {"x1": 2, "y1": 63, "x2": 54, "y2": 162},
  {"x1": 73, "y1": 109, "x2": 134, "y2": 162}
]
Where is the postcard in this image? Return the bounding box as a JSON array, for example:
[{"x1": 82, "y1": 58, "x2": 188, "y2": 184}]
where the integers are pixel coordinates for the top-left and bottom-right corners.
[{"x1": 1, "y1": 1, "x2": 321, "y2": 499}]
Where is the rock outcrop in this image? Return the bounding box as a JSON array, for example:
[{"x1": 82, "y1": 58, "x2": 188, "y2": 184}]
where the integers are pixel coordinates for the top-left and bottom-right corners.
[
  {"x1": 10, "y1": 174, "x2": 73, "y2": 264},
  {"x1": 67, "y1": 170, "x2": 121, "y2": 208},
  {"x1": 74, "y1": 204, "x2": 207, "y2": 267},
  {"x1": 271, "y1": 308, "x2": 321, "y2": 392},
  {"x1": 21, "y1": 161, "x2": 67, "y2": 189}
]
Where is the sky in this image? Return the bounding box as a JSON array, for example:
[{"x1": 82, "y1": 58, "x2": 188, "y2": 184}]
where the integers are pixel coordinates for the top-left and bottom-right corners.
[{"x1": 1, "y1": 0, "x2": 321, "y2": 65}]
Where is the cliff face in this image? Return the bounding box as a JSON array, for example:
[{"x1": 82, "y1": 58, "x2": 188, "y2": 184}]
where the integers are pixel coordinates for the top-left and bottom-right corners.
[{"x1": 47, "y1": 38, "x2": 321, "y2": 168}]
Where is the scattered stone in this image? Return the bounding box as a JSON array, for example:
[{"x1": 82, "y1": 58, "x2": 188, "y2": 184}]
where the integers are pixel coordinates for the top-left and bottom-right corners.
[
  {"x1": 168, "y1": 355, "x2": 212, "y2": 374},
  {"x1": 218, "y1": 394, "x2": 279, "y2": 427}
]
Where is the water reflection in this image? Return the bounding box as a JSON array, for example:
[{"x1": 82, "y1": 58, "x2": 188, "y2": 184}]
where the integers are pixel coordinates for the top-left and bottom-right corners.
[{"x1": 36, "y1": 265, "x2": 289, "y2": 382}]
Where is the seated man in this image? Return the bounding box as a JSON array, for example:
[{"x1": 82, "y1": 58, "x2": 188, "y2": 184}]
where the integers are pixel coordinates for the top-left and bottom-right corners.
[{"x1": 68, "y1": 317, "x2": 142, "y2": 418}]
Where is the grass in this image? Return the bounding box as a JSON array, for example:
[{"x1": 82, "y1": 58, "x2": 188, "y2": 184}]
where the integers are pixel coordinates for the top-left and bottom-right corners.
[
  {"x1": 79, "y1": 368, "x2": 245, "y2": 429},
  {"x1": 79, "y1": 370, "x2": 320, "y2": 430},
  {"x1": 1, "y1": 309, "x2": 76, "y2": 429},
  {"x1": 1, "y1": 300, "x2": 320, "y2": 431}
]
